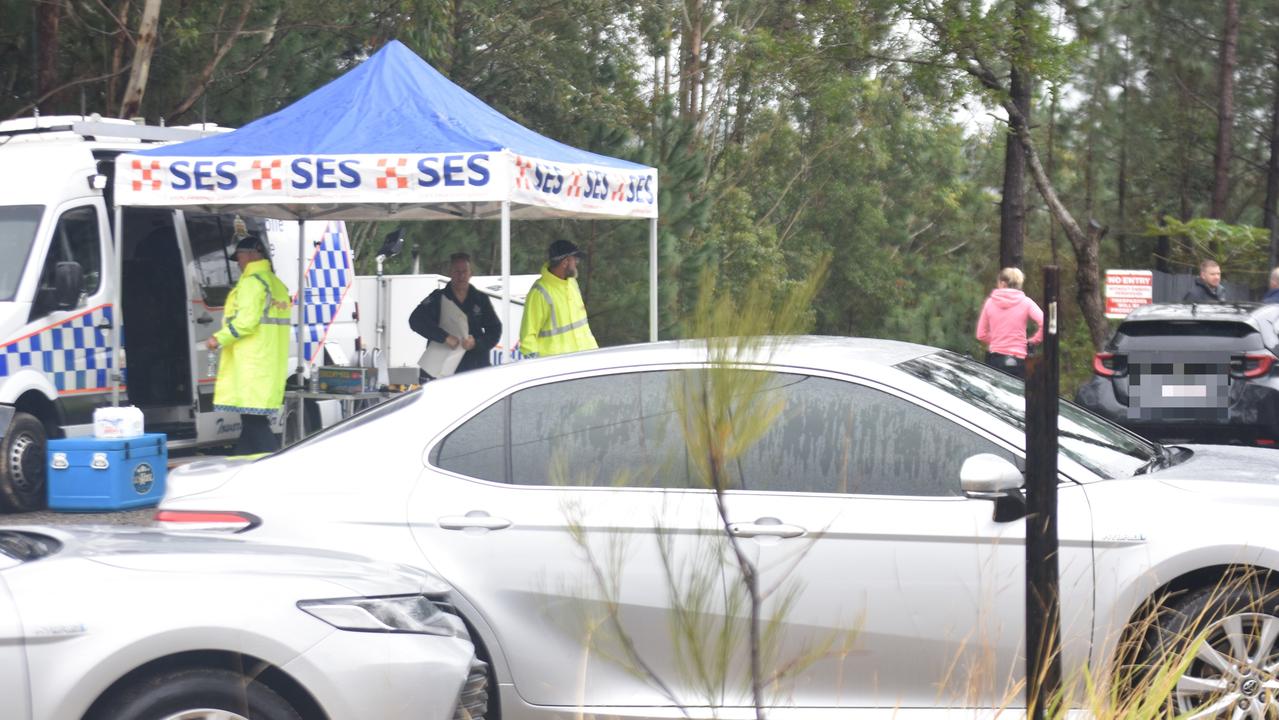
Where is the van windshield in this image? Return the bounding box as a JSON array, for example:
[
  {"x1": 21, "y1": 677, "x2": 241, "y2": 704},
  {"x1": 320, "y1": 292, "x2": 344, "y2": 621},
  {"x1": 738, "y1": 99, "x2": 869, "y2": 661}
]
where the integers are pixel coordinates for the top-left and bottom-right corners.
[{"x1": 0, "y1": 205, "x2": 43, "y2": 300}]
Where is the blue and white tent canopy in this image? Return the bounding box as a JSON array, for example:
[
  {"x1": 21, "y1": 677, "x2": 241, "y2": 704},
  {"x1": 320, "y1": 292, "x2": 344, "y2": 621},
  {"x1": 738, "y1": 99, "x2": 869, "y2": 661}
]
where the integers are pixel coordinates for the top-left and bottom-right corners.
[{"x1": 113, "y1": 40, "x2": 657, "y2": 221}]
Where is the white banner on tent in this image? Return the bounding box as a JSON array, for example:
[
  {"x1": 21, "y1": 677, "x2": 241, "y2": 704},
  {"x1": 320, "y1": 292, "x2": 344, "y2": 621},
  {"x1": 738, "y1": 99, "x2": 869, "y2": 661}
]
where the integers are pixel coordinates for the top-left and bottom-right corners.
[
  {"x1": 115, "y1": 149, "x2": 657, "y2": 219},
  {"x1": 506, "y1": 153, "x2": 658, "y2": 219}
]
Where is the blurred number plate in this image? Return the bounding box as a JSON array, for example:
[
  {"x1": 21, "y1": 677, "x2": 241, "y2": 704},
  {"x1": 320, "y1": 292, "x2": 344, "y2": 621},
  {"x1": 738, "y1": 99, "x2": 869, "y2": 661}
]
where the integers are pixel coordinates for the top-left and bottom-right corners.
[{"x1": 1162, "y1": 384, "x2": 1208, "y2": 398}]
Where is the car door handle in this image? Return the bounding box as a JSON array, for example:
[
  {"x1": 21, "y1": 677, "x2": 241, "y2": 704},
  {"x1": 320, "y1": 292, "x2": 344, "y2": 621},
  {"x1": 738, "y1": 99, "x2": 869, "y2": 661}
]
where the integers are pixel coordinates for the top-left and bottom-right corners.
[
  {"x1": 438, "y1": 512, "x2": 512, "y2": 531},
  {"x1": 196, "y1": 313, "x2": 213, "y2": 324},
  {"x1": 729, "y1": 518, "x2": 805, "y2": 539}
]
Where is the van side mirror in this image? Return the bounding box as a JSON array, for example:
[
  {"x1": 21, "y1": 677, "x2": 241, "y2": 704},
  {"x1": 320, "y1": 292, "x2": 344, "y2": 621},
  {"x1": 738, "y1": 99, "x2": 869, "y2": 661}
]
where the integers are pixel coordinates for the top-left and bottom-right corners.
[
  {"x1": 961, "y1": 453, "x2": 1026, "y2": 523},
  {"x1": 54, "y1": 261, "x2": 84, "y2": 309}
]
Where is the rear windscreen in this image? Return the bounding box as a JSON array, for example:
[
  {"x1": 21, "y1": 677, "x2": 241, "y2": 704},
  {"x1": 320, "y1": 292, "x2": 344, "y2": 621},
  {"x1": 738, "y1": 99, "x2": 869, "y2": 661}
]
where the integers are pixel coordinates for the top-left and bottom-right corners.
[{"x1": 1115, "y1": 321, "x2": 1264, "y2": 351}]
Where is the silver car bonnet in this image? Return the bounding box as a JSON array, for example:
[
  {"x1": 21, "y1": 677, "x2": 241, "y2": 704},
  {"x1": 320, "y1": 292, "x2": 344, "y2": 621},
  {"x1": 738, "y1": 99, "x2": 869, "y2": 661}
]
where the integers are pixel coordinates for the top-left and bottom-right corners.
[
  {"x1": 1154, "y1": 444, "x2": 1279, "y2": 487},
  {"x1": 6, "y1": 526, "x2": 452, "y2": 597}
]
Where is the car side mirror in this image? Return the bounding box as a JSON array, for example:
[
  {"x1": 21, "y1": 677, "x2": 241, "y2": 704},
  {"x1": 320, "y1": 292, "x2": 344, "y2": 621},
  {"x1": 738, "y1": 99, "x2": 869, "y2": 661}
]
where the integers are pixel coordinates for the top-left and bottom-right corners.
[
  {"x1": 54, "y1": 261, "x2": 84, "y2": 309},
  {"x1": 961, "y1": 453, "x2": 1024, "y2": 498},
  {"x1": 961, "y1": 453, "x2": 1027, "y2": 523}
]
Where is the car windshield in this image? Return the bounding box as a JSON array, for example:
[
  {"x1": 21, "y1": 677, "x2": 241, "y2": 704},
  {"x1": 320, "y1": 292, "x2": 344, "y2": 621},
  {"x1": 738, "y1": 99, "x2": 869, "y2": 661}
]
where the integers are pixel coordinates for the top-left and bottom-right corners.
[
  {"x1": 0, "y1": 205, "x2": 44, "y2": 301},
  {"x1": 897, "y1": 351, "x2": 1159, "y2": 479}
]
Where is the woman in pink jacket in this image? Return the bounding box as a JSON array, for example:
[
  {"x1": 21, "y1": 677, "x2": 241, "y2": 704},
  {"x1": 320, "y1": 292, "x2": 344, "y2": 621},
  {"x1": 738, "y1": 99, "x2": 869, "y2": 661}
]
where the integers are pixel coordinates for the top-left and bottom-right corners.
[{"x1": 975, "y1": 268, "x2": 1044, "y2": 379}]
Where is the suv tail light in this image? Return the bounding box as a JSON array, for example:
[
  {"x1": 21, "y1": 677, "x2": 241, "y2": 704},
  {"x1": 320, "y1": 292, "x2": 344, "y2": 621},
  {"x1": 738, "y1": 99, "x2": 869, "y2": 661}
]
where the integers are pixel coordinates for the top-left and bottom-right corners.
[
  {"x1": 1229, "y1": 352, "x2": 1276, "y2": 379},
  {"x1": 153, "y1": 509, "x2": 260, "y2": 533},
  {"x1": 1093, "y1": 352, "x2": 1127, "y2": 377}
]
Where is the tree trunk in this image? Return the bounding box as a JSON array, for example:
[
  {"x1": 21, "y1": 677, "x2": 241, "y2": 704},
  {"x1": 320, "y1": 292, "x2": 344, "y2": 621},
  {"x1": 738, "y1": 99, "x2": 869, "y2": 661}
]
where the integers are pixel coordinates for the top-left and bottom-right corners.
[
  {"x1": 107, "y1": 0, "x2": 133, "y2": 117},
  {"x1": 1210, "y1": 0, "x2": 1238, "y2": 221},
  {"x1": 999, "y1": 63, "x2": 1029, "y2": 270},
  {"x1": 119, "y1": 0, "x2": 162, "y2": 119},
  {"x1": 1005, "y1": 100, "x2": 1110, "y2": 350},
  {"x1": 1266, "y1": 49, "x2": 1279, "y2": 270},
  {"x1": 35, "y1": 0, "x2": 63, "y2": 113},
  {"x1": 680, "y1": 0, "x2": 704, "y2": 126},
  {"x1": 168, "y1": 0, "x2": 255, "y2": 120},
  {"x1": 1047, "y1": 84, "x2": 1057, "y2": 265},
  {"x1": 1117, "y1": 55, "x2": 1130, "y2": 266}
]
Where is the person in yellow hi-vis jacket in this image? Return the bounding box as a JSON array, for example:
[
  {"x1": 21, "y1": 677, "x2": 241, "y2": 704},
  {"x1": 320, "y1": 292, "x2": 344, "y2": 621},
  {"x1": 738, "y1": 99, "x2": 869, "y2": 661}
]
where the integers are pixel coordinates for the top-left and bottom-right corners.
[
  {"x1": 519, "y1": 240, "x2": 598, "y2": 358},
  {"x1": 205, "y1": 235, "x2": 292, "y2": 454}
]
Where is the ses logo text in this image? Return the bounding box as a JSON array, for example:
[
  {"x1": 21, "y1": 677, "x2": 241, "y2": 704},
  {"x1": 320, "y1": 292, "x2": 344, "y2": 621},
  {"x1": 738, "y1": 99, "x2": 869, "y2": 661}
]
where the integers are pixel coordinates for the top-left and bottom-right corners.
[
  {"x1": 152, "y1": 153, "x2": 654, "y2": 205},
  {"x1": 168, "y1": 155, "x2": 490, "y2": 190}
]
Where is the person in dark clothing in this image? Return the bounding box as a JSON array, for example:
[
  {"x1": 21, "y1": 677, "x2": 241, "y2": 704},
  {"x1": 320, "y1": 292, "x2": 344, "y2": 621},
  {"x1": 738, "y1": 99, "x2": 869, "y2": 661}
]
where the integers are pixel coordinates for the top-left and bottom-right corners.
[
  {"x1": 1182, "y1": 259, "x2": 1228, "y2": 303},
  {"x1": 1265, "y1": 267, "x2": 1279, "y2": 304},
  {"x1": 409, "y1": 252, "x2": 502, "y2": 380}
]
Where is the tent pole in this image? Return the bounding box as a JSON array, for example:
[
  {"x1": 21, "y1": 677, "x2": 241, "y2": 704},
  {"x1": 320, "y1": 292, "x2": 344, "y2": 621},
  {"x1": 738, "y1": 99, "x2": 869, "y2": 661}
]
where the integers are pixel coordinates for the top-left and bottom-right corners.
[
  {"x1": 295, "y1": 219, "x2": 306, "y2": 443},
  {"x1": 111, "y1": 206, "x2": 124, "y2": 407},
  {"x1": 501, "y1": 201, "x2": 511, "y2": 359},
  {"x1": 649, "y1": 217, "x2": 658, "y2": 342}
]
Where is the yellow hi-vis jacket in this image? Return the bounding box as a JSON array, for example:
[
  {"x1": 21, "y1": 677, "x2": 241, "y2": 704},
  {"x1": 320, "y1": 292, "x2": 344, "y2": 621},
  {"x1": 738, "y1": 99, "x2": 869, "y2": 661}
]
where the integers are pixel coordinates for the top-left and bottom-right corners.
[
  {"x1": 213, "y1": 259, "x2": 292, "y2": 414},
  {"x1": 519, "y1": 264, "x2": 598, "y2": 357}
]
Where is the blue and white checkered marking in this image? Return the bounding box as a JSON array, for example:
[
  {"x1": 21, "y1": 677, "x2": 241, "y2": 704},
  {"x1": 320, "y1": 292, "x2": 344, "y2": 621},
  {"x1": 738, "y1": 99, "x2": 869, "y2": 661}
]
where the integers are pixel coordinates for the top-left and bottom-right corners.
[
  {"x1": 0, "y1": 305, "x2": 115, "y2": 393},
  {"x1": 300, "y1": 222, "x2": 353, "y2": 363}
]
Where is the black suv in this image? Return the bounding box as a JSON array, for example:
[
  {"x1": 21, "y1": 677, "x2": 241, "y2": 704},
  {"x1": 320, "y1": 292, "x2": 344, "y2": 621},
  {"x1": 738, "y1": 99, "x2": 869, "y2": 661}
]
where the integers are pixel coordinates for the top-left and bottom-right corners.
[{"x1": 1075, "y1": 303, "x2": 1279, "y2": 446}]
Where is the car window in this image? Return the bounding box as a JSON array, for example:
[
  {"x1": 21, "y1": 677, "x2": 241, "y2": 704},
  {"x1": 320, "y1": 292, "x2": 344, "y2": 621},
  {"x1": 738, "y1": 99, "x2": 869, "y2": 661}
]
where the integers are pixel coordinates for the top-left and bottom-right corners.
[
  {"x1": 1114, "y1": 320, "x2": 1264, "y2": 352},
  {"x1": 32, "y1": 205, "x2": 101, "y2": 318},
  {"x1": 434, "y1": 398, "x2": 508, "y2": 483},
  {"x1": 432, "y1": 369, "x2": 1009, "y2": 496},
  {"x1": 434, "y1": 372, "x2": 692, "y2": 488},
  {"x1": 719, "y1": 374, "x2": 1010, "y2": 496},
  {"x1": 898, "y1": 351, "x2": 1158, "y2": 479}
]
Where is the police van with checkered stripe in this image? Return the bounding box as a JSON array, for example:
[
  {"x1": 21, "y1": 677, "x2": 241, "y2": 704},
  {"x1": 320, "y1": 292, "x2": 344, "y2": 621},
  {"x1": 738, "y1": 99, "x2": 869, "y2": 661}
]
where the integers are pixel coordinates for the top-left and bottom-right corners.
[{"x1": 0, "y1": 116, "x2": 357, "y2": 512}]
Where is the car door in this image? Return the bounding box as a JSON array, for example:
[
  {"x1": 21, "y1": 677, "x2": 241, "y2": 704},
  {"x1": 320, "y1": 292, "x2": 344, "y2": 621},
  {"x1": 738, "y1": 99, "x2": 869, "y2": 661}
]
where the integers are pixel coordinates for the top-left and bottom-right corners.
[
  {"x1": 709, "y1": 371, "x2": 1094, "y2": 710},
  {"x1": 409, "y1": 369, "x2": 735, "y2": 709},
  {"x1": 0, "y1": 563, "x2": 32, "y2": 719},
  {"x1": 22, "y1": 200, "x2": 113, "y2": 427}
]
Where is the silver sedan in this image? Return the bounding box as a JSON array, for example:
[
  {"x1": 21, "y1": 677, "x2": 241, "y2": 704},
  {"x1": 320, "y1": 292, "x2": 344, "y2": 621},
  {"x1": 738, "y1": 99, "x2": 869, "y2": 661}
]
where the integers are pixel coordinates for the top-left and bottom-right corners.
[
  {"x1": 0, "y1": 525, "x2": 488, "y2": 720},
  {"x1": 157, "y1": 337, "x2": 1279, "y2": 717}
]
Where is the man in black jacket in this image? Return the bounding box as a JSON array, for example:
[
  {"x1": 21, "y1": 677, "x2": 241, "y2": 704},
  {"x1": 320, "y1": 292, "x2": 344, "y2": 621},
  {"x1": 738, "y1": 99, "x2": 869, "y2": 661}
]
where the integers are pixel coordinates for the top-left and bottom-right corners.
[
  {"x1": 409, "y1": 252, "x2": 502, "y2": 379},
  {"x1": 1182, "y1": 259, "x2": 1227, "y2": 303}
]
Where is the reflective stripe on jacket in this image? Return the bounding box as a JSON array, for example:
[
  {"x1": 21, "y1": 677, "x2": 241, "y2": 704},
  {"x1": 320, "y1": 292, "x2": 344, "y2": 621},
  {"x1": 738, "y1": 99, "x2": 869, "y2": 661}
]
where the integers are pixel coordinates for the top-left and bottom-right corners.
[
  {"x1": 518, "y1": 264, "x2": 597, "y2": 357},
  {"x1": 213, "y1": 259, "x2": 291, "y2": 413}
]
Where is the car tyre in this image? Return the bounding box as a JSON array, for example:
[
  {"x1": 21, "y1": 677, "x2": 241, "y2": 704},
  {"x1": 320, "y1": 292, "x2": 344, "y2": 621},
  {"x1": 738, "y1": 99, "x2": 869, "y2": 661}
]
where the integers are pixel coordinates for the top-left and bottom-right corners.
[
  {"x1": 0, "y1": 412, "x2": 47, "y2": 513},
  {"x1": 1138, "y1": 581, "x2": 1279, "y2": 717},
  {"x1": 90, "y1": 667, "x2": 302, "y2": 720}
]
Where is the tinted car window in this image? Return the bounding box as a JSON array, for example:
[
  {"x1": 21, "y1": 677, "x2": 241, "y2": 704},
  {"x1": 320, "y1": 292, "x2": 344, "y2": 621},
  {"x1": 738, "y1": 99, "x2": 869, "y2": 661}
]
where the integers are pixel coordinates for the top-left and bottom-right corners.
[
  {"x1": 725, "y1": 374, "x2": 1008, "y2": 496},
  {"x1": 506, "y1": 373, "x2": 690, "y2": 488},
  {"x1": 433, "y1": 369, "x2": 1007, "y2": 496},
  {"x1": 1114, "y1": 320, "x2": 1264, "y2": 352},
  {"x1": 435, "y1": 399, "x2": 508, "y2": 482}
]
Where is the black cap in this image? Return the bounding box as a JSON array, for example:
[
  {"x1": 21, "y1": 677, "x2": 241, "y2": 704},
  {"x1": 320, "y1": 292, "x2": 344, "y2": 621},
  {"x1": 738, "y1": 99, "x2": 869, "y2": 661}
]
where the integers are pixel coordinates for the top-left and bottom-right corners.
[
  {"x1": 234, "y1": 234, "x2": 268, "y2": 256},
  {"x1": 548, "y1": 239, "x2": 584, "y2": 263}
]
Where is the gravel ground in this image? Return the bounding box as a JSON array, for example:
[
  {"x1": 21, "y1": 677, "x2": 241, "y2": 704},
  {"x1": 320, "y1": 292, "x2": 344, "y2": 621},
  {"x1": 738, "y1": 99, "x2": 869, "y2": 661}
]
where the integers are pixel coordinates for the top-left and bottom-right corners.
[
  {"x1": 0, "y1": 453, "x2": 217, "y2": 528},
  {"x1": 0, "y1": 507, "x2": 156, "y2": 527}
]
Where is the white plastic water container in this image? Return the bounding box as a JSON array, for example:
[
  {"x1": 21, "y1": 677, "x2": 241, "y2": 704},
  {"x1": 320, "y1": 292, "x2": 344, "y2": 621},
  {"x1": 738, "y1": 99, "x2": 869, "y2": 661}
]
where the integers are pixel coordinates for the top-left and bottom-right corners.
[{"x1": 93, "y1": 406, "x2": 145, "y2": 439}]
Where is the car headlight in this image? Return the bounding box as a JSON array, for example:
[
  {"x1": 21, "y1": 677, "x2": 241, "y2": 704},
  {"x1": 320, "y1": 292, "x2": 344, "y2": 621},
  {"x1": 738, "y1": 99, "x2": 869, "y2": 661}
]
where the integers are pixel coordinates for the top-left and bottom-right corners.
[{"x1": 298, "y1": 595, "x2": 467, "y2": 637}]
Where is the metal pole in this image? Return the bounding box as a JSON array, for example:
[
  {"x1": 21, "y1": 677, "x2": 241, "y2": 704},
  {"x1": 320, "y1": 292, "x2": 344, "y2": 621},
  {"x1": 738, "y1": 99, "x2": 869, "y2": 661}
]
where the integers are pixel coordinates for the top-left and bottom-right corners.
[
  {"x1": 111, "y1": 206, "x2": 124, "y2": 407},
  {"x1": 649, "y1": 217, "x2": 658, "y2": 342},
  {"x1": 501, "y1": 201, "x2": 511, "y2": 354},
  {"x1": 294, "y1": 220, "x2": 307, "y2": 443},
  {"x1": 1025, "y1": 266, "x2": 1062, "y2": 720}
]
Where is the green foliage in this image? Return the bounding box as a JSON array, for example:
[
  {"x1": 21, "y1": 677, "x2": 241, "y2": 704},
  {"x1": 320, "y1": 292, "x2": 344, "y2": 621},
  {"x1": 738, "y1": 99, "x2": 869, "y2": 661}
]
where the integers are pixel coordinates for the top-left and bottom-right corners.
[{"x1": 1143, "y1": 216, "x2": 1270, "y2": 270}]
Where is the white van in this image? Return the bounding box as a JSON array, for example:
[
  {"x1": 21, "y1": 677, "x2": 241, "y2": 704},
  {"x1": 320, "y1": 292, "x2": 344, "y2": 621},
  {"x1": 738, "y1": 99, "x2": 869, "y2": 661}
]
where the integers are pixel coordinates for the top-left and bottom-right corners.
[{"x1": 0, "y1": 116, "x2": 356, "y2": 511}]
